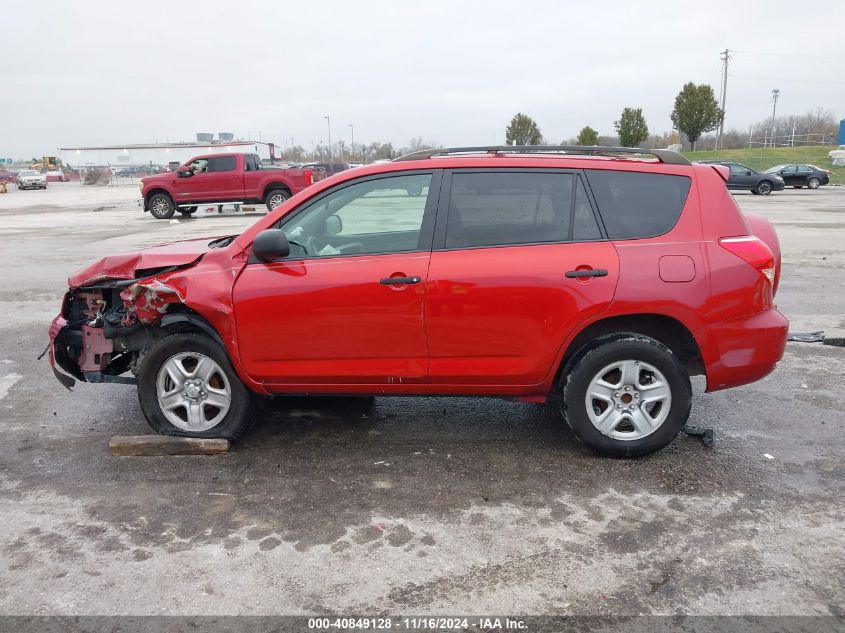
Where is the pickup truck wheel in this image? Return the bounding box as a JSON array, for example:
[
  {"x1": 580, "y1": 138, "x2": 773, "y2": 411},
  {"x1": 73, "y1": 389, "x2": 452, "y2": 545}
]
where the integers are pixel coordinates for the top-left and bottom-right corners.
[
  {"x1": 265, "y1": 189, "x2": 290, "y2": 211},
  {"x1": 149, "y1": 193, "x2": 176, "y2": 219},
  {"x1": 138, "y1": 333, "x2": 253, "y2": 439},
  {"x1": 179, "y1": 206, "x2": 197, "y2": 218},
  {"x1": 560, "y1": 335, "x2": 691, "y2": 457}
]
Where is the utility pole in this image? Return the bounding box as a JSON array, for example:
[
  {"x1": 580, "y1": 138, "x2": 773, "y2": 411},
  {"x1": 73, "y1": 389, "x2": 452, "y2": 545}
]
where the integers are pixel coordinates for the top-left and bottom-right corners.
[
  {"x1": 324, "y1": 116, "x2": 332, "y2": 162},
  {"x1": 349, "y1": 123, "x2": 355, "y2": 163},
  {"x1": 770, "y1": 89, "x2": 780, "y2": 148},
  {"x1": 717, "y1": 49, "x2": 730, "y2": 150}
]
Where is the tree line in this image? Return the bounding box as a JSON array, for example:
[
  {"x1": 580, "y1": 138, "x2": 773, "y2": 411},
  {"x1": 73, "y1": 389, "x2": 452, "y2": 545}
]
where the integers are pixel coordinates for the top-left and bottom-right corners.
[{"x1": 504, "y1": 87, "x2": 838, "y2": 152}]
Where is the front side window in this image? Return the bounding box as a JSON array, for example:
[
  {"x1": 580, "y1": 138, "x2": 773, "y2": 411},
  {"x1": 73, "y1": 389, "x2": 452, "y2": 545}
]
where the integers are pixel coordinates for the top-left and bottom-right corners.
[
  {"x1": 728, "y1": 163, "x2": 746, "y2": 175},
  {"x1": 445, "y1": 172, "x2": 577, "y2": 249},
  {"x1": 585, "y1": 170, "x2": 691, "y2": 240},
  {"x1": 281, "y1": 174, "x2": 432, "y2": 258},
  {"x1": 187, "y1": 158, "x2": 209, "y2": 173},
  {"x1": 207, "y1": 156, "x2": 237, "y2": 172}
]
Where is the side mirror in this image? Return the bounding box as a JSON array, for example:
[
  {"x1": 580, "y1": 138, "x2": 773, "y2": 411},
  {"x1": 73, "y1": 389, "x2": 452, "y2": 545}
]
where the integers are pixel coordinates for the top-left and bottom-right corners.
[
  {"x1": 177, "y1": 168, "x2": 193, "y2": 178},
  {"x1": 746, "y1": 170, "x2": 752, "y2": 176},
  {"x1": 325, "y1": 214, "x2": 343, "y2": 235},
  {"x1": 252, "y1": 229, "x2": 290, "y2": 263}
]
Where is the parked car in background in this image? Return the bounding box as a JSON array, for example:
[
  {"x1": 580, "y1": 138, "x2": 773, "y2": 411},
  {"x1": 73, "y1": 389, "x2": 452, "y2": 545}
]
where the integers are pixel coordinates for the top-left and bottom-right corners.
[
  {"x1": 697, "y1": 161, "x2": 785, "y2": 195},
  {"x1": 49, "y1": 145, "x2": 787, "y2": 457},
  {"x1": 764, "y1": 164, "x2": 830, "y2": 189},
  {"x1": 303, "y1": 162, "x2": 350, "y2": 181},
  {"x1": 140, "y1": 153, "x2": 318, "y2": 219},
  {"x1": 17, "y1": 169, "x2": 47, "y2": 189}
]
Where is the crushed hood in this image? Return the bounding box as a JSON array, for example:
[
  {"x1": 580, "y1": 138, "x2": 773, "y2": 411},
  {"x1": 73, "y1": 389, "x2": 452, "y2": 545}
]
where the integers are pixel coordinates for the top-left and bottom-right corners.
[{"x1": 68, "y1": 237, "x2": 220, "y2": 288}]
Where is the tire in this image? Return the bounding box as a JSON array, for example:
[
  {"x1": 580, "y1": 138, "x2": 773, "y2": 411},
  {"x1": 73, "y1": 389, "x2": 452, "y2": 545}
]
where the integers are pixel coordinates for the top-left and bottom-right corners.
[
  {"x1": 750, "y1": 190, "x2": 759, "y2": 195},
  {"x1": 137, "y1": 332, "x2": 253, "y2": 439},
  {"x1": 179, "y1": 206, "x2": 197, "y2": 218},
  {"x1": 808, "y1": 177, "x2": 821, "y2": 190},
  {"x1": 793, "y1": 186, "x2": 803, "y2": 189},
  {"x1": 265, "y1": 188, "x2": 290, "y2": 212},
  {"x1": 755, "y1": 181, "x2": 773, "y2": 195},
  {"x1": 560, "y1": 334, "x2": 691, "y2": 457},
  {"x1": 148, "y1": 192, "x2": 176, "y2": 219}
]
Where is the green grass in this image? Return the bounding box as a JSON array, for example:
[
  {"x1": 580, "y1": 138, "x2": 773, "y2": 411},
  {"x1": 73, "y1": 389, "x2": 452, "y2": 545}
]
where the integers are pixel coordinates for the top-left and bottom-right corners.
[{"x1": 682, "y1": 146, "x2": 843, "y2": 186}]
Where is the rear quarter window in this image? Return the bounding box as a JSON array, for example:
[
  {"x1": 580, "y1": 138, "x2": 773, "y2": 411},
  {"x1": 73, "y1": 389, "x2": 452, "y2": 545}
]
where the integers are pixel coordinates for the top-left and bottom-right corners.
[{"x1": 585, "y1": 170, "x2": 691, "y2": 240}]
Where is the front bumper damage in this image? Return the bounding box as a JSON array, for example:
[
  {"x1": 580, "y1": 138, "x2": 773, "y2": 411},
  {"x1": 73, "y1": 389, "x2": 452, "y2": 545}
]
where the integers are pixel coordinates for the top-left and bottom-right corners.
[{"x1": 47, "y1": 274, "x2": 192, "y2": 390}]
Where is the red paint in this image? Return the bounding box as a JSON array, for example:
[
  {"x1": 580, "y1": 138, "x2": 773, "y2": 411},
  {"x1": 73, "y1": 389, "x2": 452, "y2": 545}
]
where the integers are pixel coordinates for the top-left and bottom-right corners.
[{"x1": 50, "y1": 153, "x2": 788, "y2": 397}]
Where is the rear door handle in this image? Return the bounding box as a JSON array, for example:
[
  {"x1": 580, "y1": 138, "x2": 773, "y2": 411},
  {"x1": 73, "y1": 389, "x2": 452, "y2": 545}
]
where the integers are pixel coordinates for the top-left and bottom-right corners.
[
  {"x1": 565, "y1": 269, "x2": 608, "y2": 278},
  {"x1": 380, "y1": 276, "x2": 421, "y2": 285}
]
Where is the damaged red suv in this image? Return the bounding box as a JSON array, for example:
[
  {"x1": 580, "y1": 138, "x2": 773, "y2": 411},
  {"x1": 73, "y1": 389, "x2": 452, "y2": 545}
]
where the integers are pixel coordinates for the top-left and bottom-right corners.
[{"x1": 48, "y1": 146, "x2": 788, "y2": 456}]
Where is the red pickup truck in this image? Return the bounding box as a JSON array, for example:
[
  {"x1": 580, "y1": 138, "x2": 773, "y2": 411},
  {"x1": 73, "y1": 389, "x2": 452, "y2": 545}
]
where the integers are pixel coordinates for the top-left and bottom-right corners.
[{"x1": 140, "y1": 153, "x2": 316, "y2": 219}]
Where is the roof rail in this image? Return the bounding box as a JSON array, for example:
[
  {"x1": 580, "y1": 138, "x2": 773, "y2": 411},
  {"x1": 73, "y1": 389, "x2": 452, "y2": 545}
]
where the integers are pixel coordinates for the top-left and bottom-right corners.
[{"x1": 393, "y1": 145, "x2": 690, "y2": 166}]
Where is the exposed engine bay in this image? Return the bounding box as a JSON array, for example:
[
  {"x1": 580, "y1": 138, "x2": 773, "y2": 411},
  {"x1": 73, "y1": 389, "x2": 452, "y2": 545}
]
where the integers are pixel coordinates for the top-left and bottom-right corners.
[{"x1": 50, "y1": 263, "x2": 216, "y2": 389}]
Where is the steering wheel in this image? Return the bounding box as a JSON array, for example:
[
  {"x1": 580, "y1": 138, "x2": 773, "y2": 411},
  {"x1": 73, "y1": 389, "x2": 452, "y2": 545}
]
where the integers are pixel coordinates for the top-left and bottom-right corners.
[{"x1": 304, "y1": 235, "x2": 327, "y2": 256}]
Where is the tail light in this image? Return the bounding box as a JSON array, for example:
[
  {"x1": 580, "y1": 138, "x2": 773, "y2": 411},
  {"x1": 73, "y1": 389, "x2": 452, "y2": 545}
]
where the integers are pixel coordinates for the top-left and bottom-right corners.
[
  {"x1": 719, "y1": 236, "x2": 775, "y2": 285},
  {"x1": 304, "y1": 169, "x2": 314, "y2": 186}
]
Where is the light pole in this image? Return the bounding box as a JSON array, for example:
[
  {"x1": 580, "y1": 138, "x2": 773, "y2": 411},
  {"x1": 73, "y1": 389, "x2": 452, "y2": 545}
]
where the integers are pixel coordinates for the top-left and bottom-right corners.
[
  {"x1": 769, "y1": 89, "x2": 780, "y2": 148},
  {"x1": 349, "y1": 123, "x2": 355, "y2": 163},
  {"x1": 324, "y1": 116, "x2": 332, "y2": 163}
]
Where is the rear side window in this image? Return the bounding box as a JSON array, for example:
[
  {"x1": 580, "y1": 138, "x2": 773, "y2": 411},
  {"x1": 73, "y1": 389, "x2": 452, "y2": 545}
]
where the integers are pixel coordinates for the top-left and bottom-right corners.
[
  {"x1": 585, "y1": 170, "x2": 691, "y2": 240},
  {"x1": 445, "y1": 172, "x2": 579, "y2": 249},
  {"x1": 207, "y1": 156, "x2": 237, "y2": 172}
]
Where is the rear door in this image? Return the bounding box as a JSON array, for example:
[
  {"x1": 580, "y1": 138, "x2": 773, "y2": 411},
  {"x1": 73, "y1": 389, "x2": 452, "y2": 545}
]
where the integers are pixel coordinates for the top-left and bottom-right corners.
[
  {"x1": 727, "y1": 163, "x2": 754, "y2": 189},
  {"x1": 794, "y1": 164, "x2": 813, "y2": 185},
  {"x1": 425, "y1": 169, "x2": 619, "y2": 386},
  {"x1": 205, "y1": 155, "x2": 243, "y2": 200}
]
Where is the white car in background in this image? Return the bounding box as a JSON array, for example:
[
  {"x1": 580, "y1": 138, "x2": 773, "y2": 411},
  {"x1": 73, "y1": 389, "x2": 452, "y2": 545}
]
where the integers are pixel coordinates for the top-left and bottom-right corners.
[{"x1": 17, "y1": 170, "x2": 47, "y2": 190}]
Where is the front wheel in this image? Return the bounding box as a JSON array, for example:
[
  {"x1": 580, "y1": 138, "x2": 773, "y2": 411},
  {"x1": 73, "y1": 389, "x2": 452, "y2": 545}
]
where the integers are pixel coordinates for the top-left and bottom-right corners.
[
  {"x1": 808, "y1": 177, "x2": 821, "y2": 189},
  {"x1": 265, "y1": 189, "x2": 290, "y2": 212},
  {"x1": 560, "y1": 335, "x2": 691, "y2": 457},
  {"x1": 148, "y1": 193, "x2": 176, "y2": 219},
  {"x1": 137, "y1": 333, "x2": 253, "y2": 439},
  {"x1": 756, "y1": 181, "x2": 773, "y2": 195}
]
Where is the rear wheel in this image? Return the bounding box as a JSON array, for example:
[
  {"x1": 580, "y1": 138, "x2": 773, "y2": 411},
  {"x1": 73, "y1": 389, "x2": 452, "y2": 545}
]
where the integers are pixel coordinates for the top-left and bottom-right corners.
[
  {"x1": 560, "y1": 335, "x2": 691, "y2": 457},
  {"x1": 148, "y1": 193, "x2": 176, "y2": 219},
  {"x1": 756, "y1": 181, "x2": 773, "y2": 195},
  {"x1": 138, "y1": 333, "x2": 252, "y2": 439},
  {"x1": 265, "y1": 189, "x2": 290, "y2": 212},
  {"x1": 808, "y1": 177, "x2": 821, "y2": 189}
]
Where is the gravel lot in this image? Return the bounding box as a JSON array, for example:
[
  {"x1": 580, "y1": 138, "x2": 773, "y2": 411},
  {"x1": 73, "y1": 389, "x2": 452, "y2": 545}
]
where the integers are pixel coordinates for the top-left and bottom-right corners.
[{"x1": 0, "y1": 182, "x2": 842, "y2": 617}]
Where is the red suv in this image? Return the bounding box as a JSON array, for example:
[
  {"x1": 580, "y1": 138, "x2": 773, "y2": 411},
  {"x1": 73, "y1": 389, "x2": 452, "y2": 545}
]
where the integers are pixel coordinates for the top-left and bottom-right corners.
[{"x1": 48, "y1": 146, "x2": 788, "y2": 456}]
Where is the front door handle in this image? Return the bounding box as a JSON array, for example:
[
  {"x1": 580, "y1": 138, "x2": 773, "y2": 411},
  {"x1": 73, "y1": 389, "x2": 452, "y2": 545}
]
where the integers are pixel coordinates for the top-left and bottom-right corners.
[
  {"x1": 565, "y1": 269, "x2": 608, "y2": 278},
  {"x1": 380, "y1": 276, "x2": 421, "y2": 285}
]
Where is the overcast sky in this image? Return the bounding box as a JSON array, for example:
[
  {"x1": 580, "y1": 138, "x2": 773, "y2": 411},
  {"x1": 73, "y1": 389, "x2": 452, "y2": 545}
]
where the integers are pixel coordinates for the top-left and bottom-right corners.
[{"x1": 3, "y1": 0, "x2": 844, "y2": 158}]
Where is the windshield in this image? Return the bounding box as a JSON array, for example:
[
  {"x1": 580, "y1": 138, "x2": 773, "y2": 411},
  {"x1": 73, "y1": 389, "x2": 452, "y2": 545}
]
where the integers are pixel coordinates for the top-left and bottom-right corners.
[
  {"x1": 764, "y1": 165, "x2": 787, "y2": 174},
  {"x1": 20, "y1": 170, "x2": 38, "y2": 177}
]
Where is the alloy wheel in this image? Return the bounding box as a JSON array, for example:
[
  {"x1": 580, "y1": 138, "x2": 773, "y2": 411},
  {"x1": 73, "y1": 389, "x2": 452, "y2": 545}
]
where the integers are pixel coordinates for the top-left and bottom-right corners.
[
  {"x1": 155, "y1": 352, "x2": 231, "y2": 432},
  {"x1": 584, "y1": 359, "x2": 672, "y2": 441}
]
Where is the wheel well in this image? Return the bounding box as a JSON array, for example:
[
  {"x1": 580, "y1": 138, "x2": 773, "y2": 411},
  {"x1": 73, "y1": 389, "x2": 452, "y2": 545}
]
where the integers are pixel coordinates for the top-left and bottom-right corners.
[
  {"x1": 263, "y1": 183, "x2": 291, "y2": 200},
  {"x1": 159, "y1": 308, "x2": 225, "y2": 348},
  {"x1": 145, "y1": 188, "x2": 172, "y2": 204},
  {"x1": 557, "y1": 314, "x2": 704, "y2": 381}
]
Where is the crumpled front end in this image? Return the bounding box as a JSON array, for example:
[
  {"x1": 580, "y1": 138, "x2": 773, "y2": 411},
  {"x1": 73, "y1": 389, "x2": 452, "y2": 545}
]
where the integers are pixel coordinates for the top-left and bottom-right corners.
[{"x1": 46, "y1": 241, "x2": 246, "y2": 390}]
